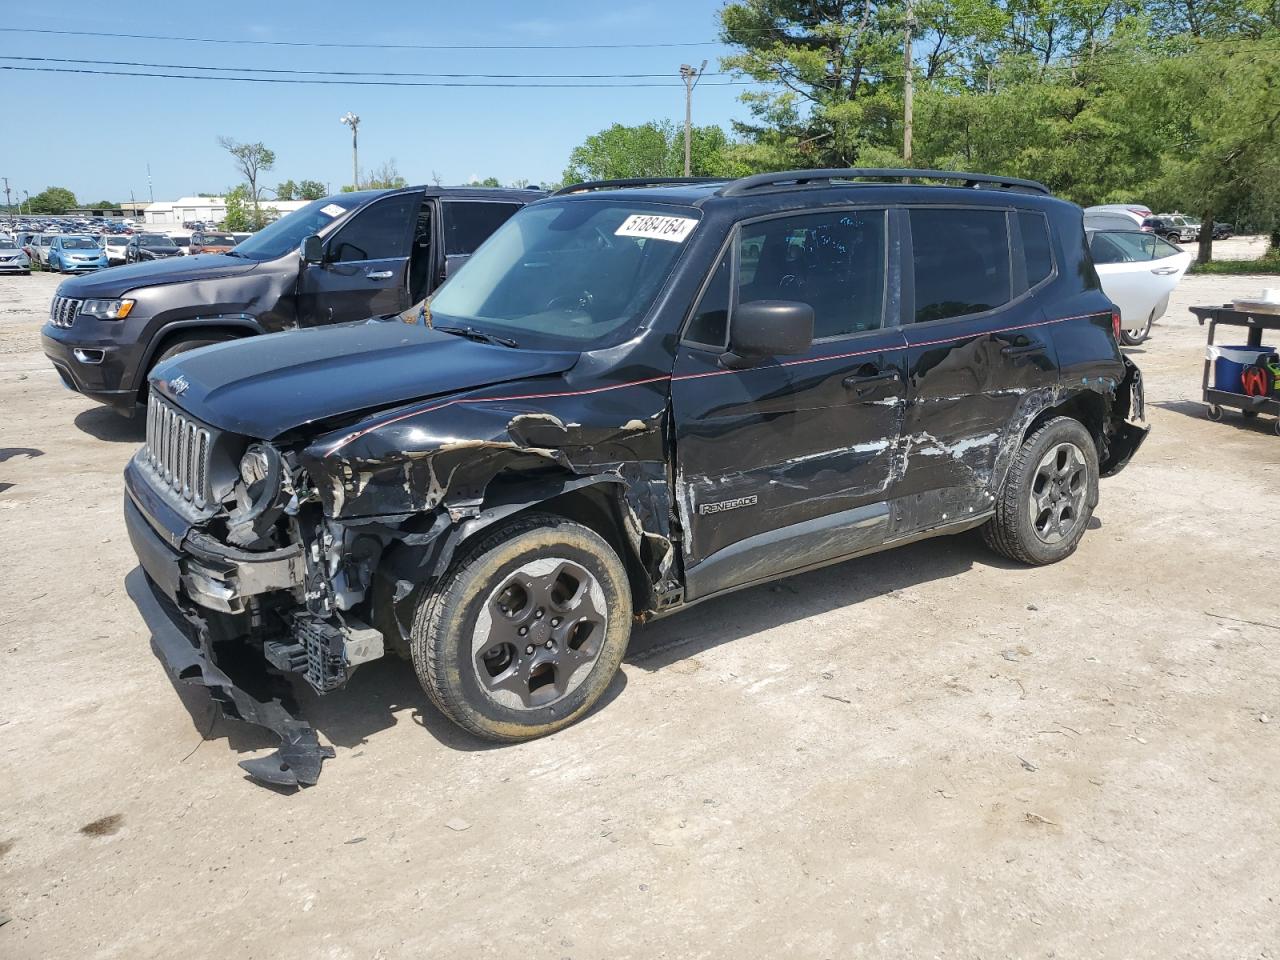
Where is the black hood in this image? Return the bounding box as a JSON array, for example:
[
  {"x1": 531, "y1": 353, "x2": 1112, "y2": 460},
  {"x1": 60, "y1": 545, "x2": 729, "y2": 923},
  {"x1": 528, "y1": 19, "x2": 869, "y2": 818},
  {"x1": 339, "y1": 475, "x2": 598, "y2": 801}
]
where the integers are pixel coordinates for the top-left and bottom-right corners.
[
  {"x1": 150, "y1": 321, "x2": 580, "y2": 439},
  {"x1": 55, "y1": 253, "x2": 258, "y2": 298}
]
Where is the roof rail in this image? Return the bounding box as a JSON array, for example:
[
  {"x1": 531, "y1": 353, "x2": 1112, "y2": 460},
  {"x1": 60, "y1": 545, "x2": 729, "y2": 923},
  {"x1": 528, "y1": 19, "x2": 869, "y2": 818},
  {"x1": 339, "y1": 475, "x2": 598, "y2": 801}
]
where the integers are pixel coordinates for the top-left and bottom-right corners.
[
  {"x1": 717, "y1": 168, "x2": 1051, "y2": 197},
  {"x1": 552, "y1": 176, "x2": 725, "y2": 196}
]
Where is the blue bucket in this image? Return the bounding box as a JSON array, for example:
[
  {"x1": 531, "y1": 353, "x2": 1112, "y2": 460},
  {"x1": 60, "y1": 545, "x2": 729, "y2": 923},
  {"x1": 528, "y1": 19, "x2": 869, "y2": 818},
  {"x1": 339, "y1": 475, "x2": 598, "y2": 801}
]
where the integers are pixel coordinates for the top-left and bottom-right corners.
[{"x1": 1212, "y1": 345, "x2": 1276, "y2": 393}]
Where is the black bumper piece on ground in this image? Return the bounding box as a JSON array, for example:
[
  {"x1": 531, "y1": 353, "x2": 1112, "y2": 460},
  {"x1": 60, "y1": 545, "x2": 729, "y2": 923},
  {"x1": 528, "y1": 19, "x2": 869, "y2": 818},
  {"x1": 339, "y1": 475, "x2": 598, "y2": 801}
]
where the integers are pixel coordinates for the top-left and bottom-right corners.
[{"x1": 125, "y1": 565, "x2": 334, "y2": 788}]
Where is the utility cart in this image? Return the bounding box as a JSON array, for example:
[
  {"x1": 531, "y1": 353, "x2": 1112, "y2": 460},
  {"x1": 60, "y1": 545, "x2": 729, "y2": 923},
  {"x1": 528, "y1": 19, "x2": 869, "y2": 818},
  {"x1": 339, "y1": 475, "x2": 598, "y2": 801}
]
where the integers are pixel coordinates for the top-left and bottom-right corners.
[{"x1": 1190, "y1": 301, "x2": 1280, "y2": 435}]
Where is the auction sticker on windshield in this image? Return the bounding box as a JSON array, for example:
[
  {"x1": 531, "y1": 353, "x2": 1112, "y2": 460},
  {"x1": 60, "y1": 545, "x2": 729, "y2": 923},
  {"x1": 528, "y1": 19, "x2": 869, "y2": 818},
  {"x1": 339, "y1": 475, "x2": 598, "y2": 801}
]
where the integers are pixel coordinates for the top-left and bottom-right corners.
[
  {"x1": 615, "y1": 214, "x2": 698, "y2": 243},
  {"x1": 320, "y1": 203, "x2": 347, "y2": 218}
]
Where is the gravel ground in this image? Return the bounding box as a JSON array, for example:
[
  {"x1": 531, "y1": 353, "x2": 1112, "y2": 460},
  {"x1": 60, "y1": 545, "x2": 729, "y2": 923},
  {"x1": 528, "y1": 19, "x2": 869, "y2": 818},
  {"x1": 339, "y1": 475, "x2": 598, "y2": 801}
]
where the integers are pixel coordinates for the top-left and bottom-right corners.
[{"x1": 0, "y1": 264, "x2": 1277, "y2": 960}]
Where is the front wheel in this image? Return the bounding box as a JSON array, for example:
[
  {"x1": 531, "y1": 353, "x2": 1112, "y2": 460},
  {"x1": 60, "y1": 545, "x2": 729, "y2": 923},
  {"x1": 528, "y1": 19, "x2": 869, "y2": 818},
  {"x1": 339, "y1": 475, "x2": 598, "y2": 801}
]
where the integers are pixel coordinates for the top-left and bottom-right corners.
[
  {"x1": 982, "y1": 417, "x2": 1099, "y2": 565},
  {"x1": 410, "y1": 513, "x2": 632, "y2": 741}
]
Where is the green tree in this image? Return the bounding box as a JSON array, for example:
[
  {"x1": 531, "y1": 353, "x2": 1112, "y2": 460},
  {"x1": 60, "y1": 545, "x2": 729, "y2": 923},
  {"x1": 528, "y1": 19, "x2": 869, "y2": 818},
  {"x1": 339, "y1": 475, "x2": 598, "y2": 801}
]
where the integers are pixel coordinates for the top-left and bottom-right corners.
[
  {"x1": 275, "y1": 179, "x2": 298, "y2": 201},
  {"x1": 27, "y1": 187, "x2": 78, "y2": 213},
  {"x1": 470, "y1": 176, "x2": 503, "y2": 187},
  {"x1": 296, "y1": 179, "x2": 328, "y2": 200},
  {"x1": 563, "y1": 121, "x2": 743, "y2": 183},
  {"x1": 91, "y1": 200, "x2": 115, "y2": 209},
  {"x1": 217, "y1": 136, "x2": 275, "y2": 226},
  {"x1": 222, "y1": 184, "x2": 278, "y2": 231}
]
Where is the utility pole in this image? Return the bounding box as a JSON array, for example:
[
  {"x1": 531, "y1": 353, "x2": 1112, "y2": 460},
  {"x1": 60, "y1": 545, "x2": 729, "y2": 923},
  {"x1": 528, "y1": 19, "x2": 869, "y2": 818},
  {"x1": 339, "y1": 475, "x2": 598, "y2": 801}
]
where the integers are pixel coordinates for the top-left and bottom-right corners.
[
  {"x1": 679, "y1": 60, "x2": 707, "y2": 177},
  {"x1": 2, "y1": 177, "x2": 11, "y2": 221},
  {"x1": 340, "y1": 112, "x2": 361, "y2": 189},
  {"x1": 147, "y1": 162, "x2": 155, "y2": 202},
  {"x1": 903, "y1": 0, "x2": 915, "y2": 169}
]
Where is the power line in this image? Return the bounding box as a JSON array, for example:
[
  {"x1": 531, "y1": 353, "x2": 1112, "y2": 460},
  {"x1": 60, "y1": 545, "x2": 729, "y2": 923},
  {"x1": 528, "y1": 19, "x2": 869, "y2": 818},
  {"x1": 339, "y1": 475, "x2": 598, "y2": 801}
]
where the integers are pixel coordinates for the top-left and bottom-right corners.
[
  {"x1": 0, "y1": 55, "x2": 732, "y2": 79},
  {"x1": 0, "y1": 64, "x2": 756, "y2": 89},
  {"x1": 0, "y1": 25, "x2": 730, "y2": 50}
]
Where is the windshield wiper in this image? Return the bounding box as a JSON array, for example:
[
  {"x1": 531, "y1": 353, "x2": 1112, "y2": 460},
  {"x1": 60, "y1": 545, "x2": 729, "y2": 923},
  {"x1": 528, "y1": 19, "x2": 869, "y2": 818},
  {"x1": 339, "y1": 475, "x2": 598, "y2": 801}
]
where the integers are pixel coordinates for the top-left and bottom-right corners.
[{"x1": 434, "y1": 325, "x2": 519, "y2": 348}]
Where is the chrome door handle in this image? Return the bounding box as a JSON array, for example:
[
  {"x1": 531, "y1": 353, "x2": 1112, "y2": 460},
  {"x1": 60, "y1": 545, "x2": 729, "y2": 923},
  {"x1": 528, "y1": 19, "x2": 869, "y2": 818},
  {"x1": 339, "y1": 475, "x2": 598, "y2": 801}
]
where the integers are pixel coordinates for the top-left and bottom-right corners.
[
  {"x1": 1150, "y1": 266, "x2": 1179, "y2": 275},
  {"x1": 366, "y1": 270, "x2": 393, "y2": 280}
]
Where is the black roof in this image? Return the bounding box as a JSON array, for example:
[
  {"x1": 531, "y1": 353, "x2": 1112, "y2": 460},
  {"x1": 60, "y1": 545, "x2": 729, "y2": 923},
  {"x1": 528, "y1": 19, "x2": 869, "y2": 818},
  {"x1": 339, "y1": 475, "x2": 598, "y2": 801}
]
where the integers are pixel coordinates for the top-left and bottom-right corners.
[{"x1": 340, "y1": 185, "x2": 545, "y2": 204}]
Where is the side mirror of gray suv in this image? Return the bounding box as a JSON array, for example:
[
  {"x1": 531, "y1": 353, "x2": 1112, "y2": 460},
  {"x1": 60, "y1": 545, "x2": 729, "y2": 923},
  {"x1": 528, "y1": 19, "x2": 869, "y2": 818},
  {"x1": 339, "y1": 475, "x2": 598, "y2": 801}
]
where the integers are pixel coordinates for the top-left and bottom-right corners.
[
  {"x1": 721, "y1": 299, "x2": 814, "y2": 369},
  {"x1": 300, "y1": 234, "x2": 324, "y2": 265}
]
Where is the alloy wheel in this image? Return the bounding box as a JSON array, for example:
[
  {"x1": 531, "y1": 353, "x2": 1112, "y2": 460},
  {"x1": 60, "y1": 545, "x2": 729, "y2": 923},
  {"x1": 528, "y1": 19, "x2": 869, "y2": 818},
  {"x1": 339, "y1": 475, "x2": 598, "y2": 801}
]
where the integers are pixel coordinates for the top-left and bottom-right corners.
[
  {"x1": 471, "y1": 557, "x2": 609, "y2": 710},
  {"x1": 1028, "y1": 441, "x2": 1088, "y2": 544}
]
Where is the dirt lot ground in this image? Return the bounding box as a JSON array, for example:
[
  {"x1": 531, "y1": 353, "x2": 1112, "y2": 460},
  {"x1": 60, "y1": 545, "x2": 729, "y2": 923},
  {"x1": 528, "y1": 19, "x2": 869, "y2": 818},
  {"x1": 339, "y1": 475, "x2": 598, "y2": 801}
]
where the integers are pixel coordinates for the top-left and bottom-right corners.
[{"x1": 1, "y1": 250, "x2": 1278, "y2": 959}]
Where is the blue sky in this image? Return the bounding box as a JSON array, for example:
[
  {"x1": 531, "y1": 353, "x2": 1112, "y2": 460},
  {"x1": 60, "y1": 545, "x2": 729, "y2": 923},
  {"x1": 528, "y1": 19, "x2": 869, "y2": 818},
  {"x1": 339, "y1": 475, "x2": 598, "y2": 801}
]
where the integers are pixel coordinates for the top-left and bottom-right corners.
[{"x1": 1, "y1": 1, "x2": 751, "y2": 204}]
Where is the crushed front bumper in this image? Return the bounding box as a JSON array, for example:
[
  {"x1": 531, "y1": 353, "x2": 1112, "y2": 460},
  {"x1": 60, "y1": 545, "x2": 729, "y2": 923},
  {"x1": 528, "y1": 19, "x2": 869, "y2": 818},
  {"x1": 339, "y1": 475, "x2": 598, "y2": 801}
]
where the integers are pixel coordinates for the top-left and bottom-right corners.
[
  {"x1": 124, "y1": 475, "x2": 334, "y2": 788},
  {"x1": 126, "y1": 566, "x2": 334, "y2": 787}
]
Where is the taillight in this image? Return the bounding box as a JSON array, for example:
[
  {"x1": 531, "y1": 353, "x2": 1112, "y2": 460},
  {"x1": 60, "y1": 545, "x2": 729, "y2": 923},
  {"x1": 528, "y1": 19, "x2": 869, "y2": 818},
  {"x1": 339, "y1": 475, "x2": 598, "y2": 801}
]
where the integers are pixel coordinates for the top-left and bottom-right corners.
[{"x1": 1111, "y1": 307, "x2": 1122, "y2": 340}]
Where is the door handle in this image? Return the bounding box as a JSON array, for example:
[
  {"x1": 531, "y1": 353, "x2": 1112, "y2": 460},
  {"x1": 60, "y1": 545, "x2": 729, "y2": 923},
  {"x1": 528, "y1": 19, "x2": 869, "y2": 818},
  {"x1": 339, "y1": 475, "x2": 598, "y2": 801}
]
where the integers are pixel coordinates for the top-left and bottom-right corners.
[
  {"x1": 366, "y1": 270, "x2": 394, "y2": 280},
  {"x1": 1000, "y1": 342, "x2": 1046, "y2": 357},
  {"x1": 842, "y1": 369, "x2": 901, "y2": 397},
  {"x1": 1150, "y1": 266, "x2": 1180, "y2": 275}
]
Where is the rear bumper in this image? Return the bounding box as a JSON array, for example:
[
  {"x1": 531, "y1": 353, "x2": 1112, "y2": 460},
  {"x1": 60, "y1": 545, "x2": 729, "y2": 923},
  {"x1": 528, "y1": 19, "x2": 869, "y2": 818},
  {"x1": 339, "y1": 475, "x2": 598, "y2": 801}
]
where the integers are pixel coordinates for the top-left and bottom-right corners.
[{"x1": 1101, "y1": 355, "x2": 1149, "y2": 476}]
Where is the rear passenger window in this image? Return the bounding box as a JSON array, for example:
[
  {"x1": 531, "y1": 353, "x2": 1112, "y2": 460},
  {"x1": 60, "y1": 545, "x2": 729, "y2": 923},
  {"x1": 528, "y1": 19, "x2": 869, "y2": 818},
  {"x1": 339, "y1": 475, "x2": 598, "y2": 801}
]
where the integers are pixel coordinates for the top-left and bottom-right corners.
[
  {"x1": 686, "y1": 249, "x2": 731, "y2": 348},
  {"x1": 736, "y1": 209, "x2": 886, "y2": 339},
  {"x1": 1019, "y1": 211, "x2": 1054, "y2": 286},
  {"x1": 443, "y1": 201, "x2": 522, "y2": 255},
  {"x1": 910, "y1": 208, "x2": 1011, "y2": 323}
]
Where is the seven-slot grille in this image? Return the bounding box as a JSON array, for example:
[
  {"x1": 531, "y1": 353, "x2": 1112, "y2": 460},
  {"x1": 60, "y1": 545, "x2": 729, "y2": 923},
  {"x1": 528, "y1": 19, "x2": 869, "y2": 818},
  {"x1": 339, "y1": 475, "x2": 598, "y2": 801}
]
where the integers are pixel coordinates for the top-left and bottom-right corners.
[
  {"x1": 49, "y1": 296, "x2": 83, "y2": 328},
  {"x1": 144, "y1": 394, "x2": 213, "y2": 509}
]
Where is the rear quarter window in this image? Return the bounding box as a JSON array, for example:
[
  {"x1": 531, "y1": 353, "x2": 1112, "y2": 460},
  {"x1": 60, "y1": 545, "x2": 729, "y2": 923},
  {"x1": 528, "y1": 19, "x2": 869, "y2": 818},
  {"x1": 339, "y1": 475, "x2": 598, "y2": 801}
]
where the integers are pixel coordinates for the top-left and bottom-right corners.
[
  {"x1": 910, "y1": 208, "x2": 1012, "y2": 323},
  {"x1": 1018, "y1": 211, "x2": 1054, "y2": 286},
  {"x1": 442, "y1": 201, "x2": 523, "y2": 255}
]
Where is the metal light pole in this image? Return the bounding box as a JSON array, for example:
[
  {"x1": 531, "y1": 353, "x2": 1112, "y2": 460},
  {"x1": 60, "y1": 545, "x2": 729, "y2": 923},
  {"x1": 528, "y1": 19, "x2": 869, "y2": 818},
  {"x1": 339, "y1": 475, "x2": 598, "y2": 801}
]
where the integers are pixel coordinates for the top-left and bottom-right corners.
[{"x1": 340, "y1": 112, "x2": 361, "y2": 190}]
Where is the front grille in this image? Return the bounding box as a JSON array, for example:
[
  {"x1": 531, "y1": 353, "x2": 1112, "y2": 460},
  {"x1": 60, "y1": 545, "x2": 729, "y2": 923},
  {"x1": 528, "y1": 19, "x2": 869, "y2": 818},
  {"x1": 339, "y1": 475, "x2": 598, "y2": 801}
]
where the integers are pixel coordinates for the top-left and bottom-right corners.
[
  {"x1": 49, "y1": 296, "x2": 83, "y2": 328},
  {"x1": 144, "y1": 394, "x2": 213, "y2": 509}
]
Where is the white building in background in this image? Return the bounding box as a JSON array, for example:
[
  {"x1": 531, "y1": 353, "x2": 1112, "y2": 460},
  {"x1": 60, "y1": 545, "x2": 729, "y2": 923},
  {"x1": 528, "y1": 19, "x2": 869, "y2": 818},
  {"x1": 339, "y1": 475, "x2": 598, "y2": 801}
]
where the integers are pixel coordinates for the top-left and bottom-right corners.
[{"x1": 141, "y1": 196, "x2": 311, "y2": 226}]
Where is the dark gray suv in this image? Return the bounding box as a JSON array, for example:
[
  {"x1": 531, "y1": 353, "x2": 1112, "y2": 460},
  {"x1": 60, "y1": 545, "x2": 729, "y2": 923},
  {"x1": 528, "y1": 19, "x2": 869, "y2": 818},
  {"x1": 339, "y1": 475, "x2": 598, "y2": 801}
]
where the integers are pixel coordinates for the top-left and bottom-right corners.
[{"x1": 41, "y1": 186, "x2": 540, "y2": 414}]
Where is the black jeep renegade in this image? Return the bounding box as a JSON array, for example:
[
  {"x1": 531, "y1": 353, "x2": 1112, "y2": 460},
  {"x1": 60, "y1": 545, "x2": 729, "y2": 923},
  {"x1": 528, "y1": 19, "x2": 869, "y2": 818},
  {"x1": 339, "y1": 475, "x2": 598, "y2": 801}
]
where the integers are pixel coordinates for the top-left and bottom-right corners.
[{"x1": 124, "y1": 168, "x2": 1147, "y2": 786}]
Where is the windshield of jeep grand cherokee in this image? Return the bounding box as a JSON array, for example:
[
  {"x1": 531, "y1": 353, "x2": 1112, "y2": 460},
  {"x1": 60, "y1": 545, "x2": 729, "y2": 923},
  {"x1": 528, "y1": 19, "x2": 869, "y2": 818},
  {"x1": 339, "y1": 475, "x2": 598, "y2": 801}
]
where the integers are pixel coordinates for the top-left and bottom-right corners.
[
  {"x1": 428, "y1": 200, "x2": 700, "y2": 350},
  {"x1": 228, "y1": 195, "x2": 362, "y2": 261}
]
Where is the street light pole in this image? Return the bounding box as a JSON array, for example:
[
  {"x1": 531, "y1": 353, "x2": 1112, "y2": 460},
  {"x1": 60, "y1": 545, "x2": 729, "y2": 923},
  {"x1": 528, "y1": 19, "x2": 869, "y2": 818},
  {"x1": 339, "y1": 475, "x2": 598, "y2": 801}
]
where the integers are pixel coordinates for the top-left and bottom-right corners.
[{"x1": 340, "y1": 112, "x2": 361, "y2": 190}]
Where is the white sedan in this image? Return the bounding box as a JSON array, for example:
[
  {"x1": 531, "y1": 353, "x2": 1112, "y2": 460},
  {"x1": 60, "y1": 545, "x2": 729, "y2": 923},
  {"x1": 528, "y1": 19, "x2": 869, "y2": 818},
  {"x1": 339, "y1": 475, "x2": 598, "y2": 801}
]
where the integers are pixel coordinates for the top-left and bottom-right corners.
[{"x1": 1088, "y1": 229, "x2": 1192, "y2": 345}]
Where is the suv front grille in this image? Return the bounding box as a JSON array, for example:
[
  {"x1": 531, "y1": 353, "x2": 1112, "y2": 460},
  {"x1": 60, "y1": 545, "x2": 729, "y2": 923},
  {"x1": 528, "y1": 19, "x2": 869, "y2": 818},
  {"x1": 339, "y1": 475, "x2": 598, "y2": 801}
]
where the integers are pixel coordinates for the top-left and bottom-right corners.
[
  {"x1": 144, "y1": 394, "x2": 213, "y2": 509},
  {"x1": 49, "y1": 296, "x2": 83, "y2": 328}
]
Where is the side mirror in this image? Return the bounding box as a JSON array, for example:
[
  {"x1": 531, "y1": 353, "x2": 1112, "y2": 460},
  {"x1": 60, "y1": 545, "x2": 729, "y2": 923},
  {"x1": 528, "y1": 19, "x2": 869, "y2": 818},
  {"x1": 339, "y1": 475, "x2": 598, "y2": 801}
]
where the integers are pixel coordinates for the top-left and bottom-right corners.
[
  {"x1": 721, "y1": 299, "x2": 814, "y2": 368},
  {"x1": 300, "y1": 234, "x2": 324, "y2": 264}
]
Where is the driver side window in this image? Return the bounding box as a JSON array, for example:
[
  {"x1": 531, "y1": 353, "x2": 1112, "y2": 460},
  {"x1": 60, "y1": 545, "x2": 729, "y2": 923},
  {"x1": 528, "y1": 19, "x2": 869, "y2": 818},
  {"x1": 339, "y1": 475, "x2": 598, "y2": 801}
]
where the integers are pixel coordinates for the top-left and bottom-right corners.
[{"x1": 330, "y1": 195, "x2": 417, "y2": 263}]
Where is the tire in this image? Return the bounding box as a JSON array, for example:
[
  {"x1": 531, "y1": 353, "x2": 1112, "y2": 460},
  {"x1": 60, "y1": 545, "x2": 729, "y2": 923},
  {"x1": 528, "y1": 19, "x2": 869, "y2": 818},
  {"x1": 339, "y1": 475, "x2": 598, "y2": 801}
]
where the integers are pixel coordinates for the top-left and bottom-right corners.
[
  {"x1": 1206, "y1": 404, "x2": 1223, "y2": 422},
  {"x1": 982, "y1": 417, "x2": 1099, "y2": 566},
  {"x1": 150, "y1": 333, "x2": 236, "y2": 376},
  {"x1": 1119, "y1": 309, "x2": 1155, "y2": 346},
  {"x1": 410, "y1": 512, "x2": 632, "y2": 741}
]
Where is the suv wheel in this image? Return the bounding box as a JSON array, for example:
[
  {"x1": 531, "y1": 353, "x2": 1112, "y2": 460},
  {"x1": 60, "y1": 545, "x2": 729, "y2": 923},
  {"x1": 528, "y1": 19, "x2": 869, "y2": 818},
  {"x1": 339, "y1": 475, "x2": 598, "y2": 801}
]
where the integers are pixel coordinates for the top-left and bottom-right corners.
[
  {"x1": 410, "y1": 513, "x2": 632, "y2": 741},
  {"x1": 982, "y1": 417, "x2": 1099, "y2": 565}
]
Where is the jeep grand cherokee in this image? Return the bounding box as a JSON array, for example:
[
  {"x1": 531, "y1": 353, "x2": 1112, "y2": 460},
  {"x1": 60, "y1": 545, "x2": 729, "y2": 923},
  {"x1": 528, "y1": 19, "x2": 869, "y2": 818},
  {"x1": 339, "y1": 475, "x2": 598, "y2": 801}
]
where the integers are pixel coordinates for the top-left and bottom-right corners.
[{"x1": 124, "y1": 168, "x2": 1147, "y2": 786}]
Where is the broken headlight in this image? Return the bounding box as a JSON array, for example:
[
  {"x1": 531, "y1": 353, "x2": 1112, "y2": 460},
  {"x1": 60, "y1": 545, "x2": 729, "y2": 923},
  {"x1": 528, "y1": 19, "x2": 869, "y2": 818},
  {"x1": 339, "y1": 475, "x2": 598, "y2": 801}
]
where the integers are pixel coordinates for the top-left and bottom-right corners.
[{"x1": 227, "y1": 443, "x2": 287, "y2": 548}]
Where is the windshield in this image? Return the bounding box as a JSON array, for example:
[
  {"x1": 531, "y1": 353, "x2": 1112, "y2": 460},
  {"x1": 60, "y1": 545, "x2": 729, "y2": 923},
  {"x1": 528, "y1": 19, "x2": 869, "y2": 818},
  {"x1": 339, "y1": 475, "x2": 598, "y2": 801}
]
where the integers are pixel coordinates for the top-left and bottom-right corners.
[
  {"x1": 230, "y1": 196, "x2": 361, "y2": 260},
  {"x1": 62, "y1": 237, "x2": 99, "y2": 249},
  {"x1": 199, "y1": 233, "x2": 236, "y2": 245},
  {"x1": 0, "y1": 238, "x2": 16, "y2": 249},
  {"x1": 170, "y1": 235, "x2": 191, "y2": 245},
  {"x1": 429, "y1": 200, "x2": 700, "y2": 350},
  {"x1": 140, "y1": 235, "x2": 177, "y2": 248}
]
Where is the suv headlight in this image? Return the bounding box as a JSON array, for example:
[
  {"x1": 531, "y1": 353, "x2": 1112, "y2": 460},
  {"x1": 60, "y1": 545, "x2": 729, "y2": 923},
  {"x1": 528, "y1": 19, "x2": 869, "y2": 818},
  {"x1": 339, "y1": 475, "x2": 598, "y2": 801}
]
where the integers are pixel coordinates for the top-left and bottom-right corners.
[{"x1": 79, "y1": 298, "x2": 135, "y2": 320}]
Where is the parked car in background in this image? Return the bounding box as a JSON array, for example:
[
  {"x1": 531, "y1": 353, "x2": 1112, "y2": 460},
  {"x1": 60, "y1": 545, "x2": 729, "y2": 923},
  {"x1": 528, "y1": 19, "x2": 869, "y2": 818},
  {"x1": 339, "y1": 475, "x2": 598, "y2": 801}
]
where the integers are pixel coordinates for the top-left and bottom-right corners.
[
  {"x1": 42, "y1": 185, "x2": 539, "y2": 414},
  {"x1": 167, "y1": 232, "x2": 193, "y2": 256},
  {"x1": 1213, "y1": 222, "x2": 1234, "y2": 239},
  {"x1": 1088, "y1": 229, "x2": 1192, "y2": 345},
  {"x1": 1083, "y1": 204, "x2": 1154, "y2": 234},
  {"x1": 33, "y1": 233, "x2": 56, "y2": 267},
  {"x1": 0, "y1": 235, "x2": 32, "y2": 274},
  {"x1": 125, "y1": 234, "x2": 183, "y2": 263},
  {"x1": 103, "y1": 234, "x2": 130, "y2": 265},
  {"x1": 190, "y1": 231, "x2": 239, "y2": 255},
  {"x1": 48, "y1": 235, "x2": 108, "y2": 273},
  {"x1": 1151, "y1": 215, "x2": 1197, "y2": 243}
]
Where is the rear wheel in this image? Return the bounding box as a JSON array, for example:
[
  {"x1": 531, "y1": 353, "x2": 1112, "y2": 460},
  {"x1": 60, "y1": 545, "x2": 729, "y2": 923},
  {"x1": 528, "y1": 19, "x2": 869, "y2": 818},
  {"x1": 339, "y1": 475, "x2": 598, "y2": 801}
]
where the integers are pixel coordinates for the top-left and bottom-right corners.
[
  {"x1": 410, "y1": 513, "x2": 632, "y2": 741},
  {"x1": 982, "y1": 417, "x2": 1099, "y2": 565}
]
